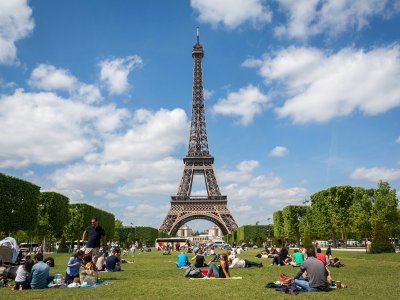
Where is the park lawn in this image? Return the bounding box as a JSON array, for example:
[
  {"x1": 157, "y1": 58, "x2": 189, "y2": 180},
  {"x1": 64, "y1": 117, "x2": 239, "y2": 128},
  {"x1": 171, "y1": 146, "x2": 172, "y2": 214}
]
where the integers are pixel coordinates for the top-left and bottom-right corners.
[{"x1": 0, "y1": 248, "x2": 399, "y2": 299}]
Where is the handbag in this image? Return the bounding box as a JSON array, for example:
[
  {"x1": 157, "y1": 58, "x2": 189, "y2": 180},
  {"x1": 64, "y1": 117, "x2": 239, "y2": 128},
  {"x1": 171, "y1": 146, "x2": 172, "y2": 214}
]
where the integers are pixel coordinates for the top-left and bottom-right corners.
[{"x1": 279, "y1": 272, "x2": 293, "y2": 285}]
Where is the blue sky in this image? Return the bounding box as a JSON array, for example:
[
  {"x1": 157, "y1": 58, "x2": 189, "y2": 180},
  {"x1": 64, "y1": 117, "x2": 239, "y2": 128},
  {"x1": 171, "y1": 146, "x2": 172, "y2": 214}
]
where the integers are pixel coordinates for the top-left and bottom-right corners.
[{"x1": 1, "y1": 0, "x2": 399, "y2": 232}]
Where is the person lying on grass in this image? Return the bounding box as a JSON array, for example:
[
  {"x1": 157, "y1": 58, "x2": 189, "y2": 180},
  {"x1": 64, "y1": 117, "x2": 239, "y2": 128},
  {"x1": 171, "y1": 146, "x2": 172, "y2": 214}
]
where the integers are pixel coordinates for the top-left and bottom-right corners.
[{"x1": 228, "y1": 257, "x2": 263, "y2": 268}]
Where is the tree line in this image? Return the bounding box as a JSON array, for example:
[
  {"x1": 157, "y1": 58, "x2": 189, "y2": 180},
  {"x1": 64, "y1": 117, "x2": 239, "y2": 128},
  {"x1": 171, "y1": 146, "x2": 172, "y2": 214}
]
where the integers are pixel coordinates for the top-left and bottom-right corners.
[
  {"x1": 273, "y1": 181, "x2": 399, "y2": 253},
  {"x1": 0, "y1": 172, "x2": 167, "y2": 251},
  {"x1": 224, "y1": 181, "x2": 399, "y2": 253}
]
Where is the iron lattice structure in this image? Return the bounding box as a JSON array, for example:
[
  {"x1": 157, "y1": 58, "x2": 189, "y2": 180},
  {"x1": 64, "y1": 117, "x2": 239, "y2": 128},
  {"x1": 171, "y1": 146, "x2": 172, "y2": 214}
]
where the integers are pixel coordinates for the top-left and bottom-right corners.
[{"x1": 159, "y1": 31, "x2": 238, "y2": 236}]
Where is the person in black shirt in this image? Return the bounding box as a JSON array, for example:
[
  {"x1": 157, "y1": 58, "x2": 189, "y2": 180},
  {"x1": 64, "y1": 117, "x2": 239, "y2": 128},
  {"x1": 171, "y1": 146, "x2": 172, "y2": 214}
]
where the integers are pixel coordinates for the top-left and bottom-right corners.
[
  {"x1": 105, "y1": 248, "x2": 121, "y2": 272},
  {"x1": 81, "y1": 217, "x2": 106, "y2": 263}
]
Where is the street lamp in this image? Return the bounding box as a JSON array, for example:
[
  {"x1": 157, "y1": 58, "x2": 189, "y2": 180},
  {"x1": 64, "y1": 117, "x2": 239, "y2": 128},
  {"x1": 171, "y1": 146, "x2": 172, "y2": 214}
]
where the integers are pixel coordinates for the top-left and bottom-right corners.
[{"x1": 130, "y1": 222, "x2": 136, "y2": 243}]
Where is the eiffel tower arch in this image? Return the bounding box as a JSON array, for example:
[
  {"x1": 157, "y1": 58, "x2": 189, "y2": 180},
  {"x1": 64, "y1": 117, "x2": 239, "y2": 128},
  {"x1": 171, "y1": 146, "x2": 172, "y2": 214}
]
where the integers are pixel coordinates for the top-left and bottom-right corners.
[{"x1": 160, "y1": 29, "x2": 238, "y2": 236}]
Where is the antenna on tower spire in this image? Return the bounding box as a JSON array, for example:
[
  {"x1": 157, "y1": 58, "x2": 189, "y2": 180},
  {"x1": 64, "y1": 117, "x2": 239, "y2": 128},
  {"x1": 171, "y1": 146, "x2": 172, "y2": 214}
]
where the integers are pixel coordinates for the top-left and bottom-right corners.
[{"x1": 196, "y1": 26, "x2": 200, "y2": 44}]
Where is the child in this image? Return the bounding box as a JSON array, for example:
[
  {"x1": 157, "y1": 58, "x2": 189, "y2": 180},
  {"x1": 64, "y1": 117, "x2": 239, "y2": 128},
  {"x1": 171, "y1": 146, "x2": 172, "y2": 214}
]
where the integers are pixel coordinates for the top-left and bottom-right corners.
[
  {"x1": 14, "y1": 259, "x2": 34, "y2": 290},
  {"x1": 65, "y1": 250, "x2": 84, "y2": 284},
  {"x1": 79, "y1": 254, "x2": 97, "y2": 285}
]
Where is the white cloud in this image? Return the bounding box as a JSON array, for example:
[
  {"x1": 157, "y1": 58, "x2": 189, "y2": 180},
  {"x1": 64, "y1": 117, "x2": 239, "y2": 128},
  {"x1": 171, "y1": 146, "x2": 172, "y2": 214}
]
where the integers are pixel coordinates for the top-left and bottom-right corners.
[
  {"x1": 0, "y1": 90, "x2": 94, "y2": 168},
  {"x1": 275, "y1": 0, "x2": 397, "y2": 39},
  {"x1": 396, "y1": 136, "x2": 400, "y2": 144},
  {"x1": 29, "y1": 64, "x2": 102, "y2": 103},
  {"x1": 122, "y1": 203, "x2": 169, "y2": 228},
  {"x1": 102, "y1": 108, "x2": 188, "y2": 162},
  {"x1": 49, "y1": 107, "x2": 188, "y2": 194},
  {"x1": 219, "y1": 160, "x2": 259, "y2": 183},
  {"x1": 243, "y1": 45, "x2": 400, "y2": 123},
  {"x1": 99, "y1": 55, "x2": 143, "y2": 95},
  {"x1": 350, "y1": 167, "x2": 400, "y2": 182},
  {"x1": 0, "y1": 0, "x2": 34, "y2": 64},
  {"x1": 212, "y1": 84, "x2": 269, "y2": 125},
  {"x1": 29, "y1": 64, "x2": 77, "y2": 90},
  {"x1": 203, "y1": 88, "x2": 214, "y2": 100},
  {"x1": 269, "y1": 146, "x2": 289, "y2": 157},
  {"x1": 222, "y1": 170, "x2": 308, "y2": 226},
  {"x1": 191, "y1": 0, "x2": 272, "y2": 29}
]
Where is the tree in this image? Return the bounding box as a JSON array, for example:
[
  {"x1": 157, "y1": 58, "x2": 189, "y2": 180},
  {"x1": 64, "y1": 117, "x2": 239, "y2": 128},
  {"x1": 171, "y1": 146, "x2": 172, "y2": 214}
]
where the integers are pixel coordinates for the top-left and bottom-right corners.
[
  {"x1": 349, "y1": 188, "x2": 372, "y2": 240},
  {"x1": 37, "y1": 192, "x2": 70, "y2": 251},
  {"x1": 371, "y1": 181, "x2": 399, "y2": 251},
  {"x1": 282, "y1": 205, "x2": 307, "y2": 245},
  {"x1": 0, "y1": 173, "x2": 40, "y2": 234},
  {"x1": 310, "y1": 190, "x2": 336, "y2": 243},
  {"x1": 273, "y1": 211, "x2": 284, "y2": 245},
  {"x1": 63, "y1": 207, "x2": 85, "y2": 250},
  {"x1": 115, "y1": 219, "x2": 123, "y2": 228}
]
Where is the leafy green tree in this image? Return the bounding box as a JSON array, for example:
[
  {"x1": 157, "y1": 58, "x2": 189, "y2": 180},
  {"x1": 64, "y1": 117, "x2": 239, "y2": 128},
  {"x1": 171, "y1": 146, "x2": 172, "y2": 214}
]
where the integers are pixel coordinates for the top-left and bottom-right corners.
[
  {"x1": 282, "y1": 205, "x2": 307, "y2": 245},
  {"x1": 115, "y1": 219, "x2": 123, "y2": 228},
  {"x1": 371, "y1": 181, "x2": 399, "y2": 245},
  {"x1": 63, "y1": 207, "x2": 85, "y2": 249},
  {"x1": 330, "y1": 186, "x2": 356, "y2": 244},
  {"x1": 310, "y1": 190, "x2": 336, "y2": 243},
  {"x1": 349, "y1": 188, "x2": 372, "y2": 240},
  {"x1": 273, "y1": 211, "x2": 284, "y2": 245},
  {"x1": 37, "y1": 192, "x2": 70, "y2": 251}
]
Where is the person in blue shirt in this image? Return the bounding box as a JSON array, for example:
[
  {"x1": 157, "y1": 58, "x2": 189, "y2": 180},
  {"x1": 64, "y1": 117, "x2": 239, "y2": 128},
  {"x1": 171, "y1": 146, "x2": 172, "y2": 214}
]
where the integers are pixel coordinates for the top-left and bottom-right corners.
[
  {"x1": 81, "y1": 217, "x2": 106, "y2": 263},
  {"x1": 29, "y1": 253, "x2": 51, "y2": 289},
  {"x1": 176, "y1": 250, "x2": 189, "y2": 268},
  {"x1": 65, "y1": 250, "x2": 84, "y2": 284}
]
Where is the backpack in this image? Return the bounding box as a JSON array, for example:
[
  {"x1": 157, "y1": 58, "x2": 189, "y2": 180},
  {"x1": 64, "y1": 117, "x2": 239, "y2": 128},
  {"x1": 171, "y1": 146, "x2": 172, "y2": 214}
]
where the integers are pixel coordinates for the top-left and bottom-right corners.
[{"x1": 184, "y1": 267, "x2": 203, "y2": 278}]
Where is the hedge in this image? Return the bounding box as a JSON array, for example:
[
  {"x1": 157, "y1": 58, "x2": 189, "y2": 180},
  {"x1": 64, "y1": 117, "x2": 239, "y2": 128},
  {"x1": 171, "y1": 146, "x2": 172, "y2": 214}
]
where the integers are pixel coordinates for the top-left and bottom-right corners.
[{"x1": 0, "y1": 172, "x2": 40, "y2": 234}]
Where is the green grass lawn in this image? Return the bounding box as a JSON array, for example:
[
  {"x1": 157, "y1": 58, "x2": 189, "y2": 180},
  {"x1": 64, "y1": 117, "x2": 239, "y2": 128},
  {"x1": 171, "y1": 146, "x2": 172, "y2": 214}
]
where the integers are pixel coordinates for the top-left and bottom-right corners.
[{"x1": 1, "y1": 248, "x2": 399, "y2": 299}]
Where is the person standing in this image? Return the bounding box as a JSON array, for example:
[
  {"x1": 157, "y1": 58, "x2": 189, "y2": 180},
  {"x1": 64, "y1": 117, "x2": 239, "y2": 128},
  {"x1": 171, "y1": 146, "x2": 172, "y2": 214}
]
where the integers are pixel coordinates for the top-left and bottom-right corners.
[
  {"x1": 81, "y1": 217, "x2": 106, "y2": 263},
  {"x1": 130, "y1": 241, "x2": 136, "y2": 257}
]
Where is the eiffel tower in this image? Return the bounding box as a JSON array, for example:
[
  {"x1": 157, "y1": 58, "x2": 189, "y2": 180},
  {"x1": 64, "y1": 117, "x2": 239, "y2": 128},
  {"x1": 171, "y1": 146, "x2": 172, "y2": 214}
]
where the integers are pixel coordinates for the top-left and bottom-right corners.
[{"x1": 160, "y1": 29, "x2": 238, "y2": 236}]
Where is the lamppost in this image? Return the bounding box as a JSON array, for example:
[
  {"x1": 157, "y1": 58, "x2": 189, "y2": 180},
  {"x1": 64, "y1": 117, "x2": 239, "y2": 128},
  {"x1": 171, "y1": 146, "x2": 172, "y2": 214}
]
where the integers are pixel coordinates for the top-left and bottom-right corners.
[{"x1": 130, "y1": 222, "x2": 136, "y2": 243}]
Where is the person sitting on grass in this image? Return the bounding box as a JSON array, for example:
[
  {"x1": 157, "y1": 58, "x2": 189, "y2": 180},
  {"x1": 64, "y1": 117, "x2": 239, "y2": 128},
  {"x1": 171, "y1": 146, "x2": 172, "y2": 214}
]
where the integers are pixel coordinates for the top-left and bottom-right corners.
[
  {"x1": 228, "y1": 257, "x2": 263, "y2": 268},
  {"x1": 13, "y1": 259, "x2": 34, "y2": 290},
  {"x1": 204, "y1": 253, "x2": 230, "y2": 278},
  {"x1": 290, "y1": 249, "x2": 304, "y2": 267},
  {"x1": 105, "y1": 248, "x2": 121, "y2": 272},
  {"x1": 315, "y1": 248, "x2": 327, "y2": 265},
  {"x1": 44, "y1": 257, "x2": 55, "y2": 268},
  {"x1": 191, "y1": 250, "x2": 208, "y2": 268},
  {"x1": 80, "y1": 254, "x2": 97, "y2": 285},
  {"x1": 29, "y1": 253, "x2": 51, "y2": 289},
  {"x1": 65, "y1": 250, "x2": 84, "y2": 284},
  {"x1": 176, "y1": 250, "x2": 190, "y2": 268},
  {"x1": 294, "y1": 248, "x2": 329, "y2": 292}
]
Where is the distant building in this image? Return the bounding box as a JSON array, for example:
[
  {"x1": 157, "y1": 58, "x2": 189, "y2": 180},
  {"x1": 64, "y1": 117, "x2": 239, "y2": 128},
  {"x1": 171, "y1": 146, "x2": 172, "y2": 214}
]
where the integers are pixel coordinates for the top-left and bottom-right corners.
[
  {"x1": 176, "y1": 224, "x2": 193, "y2": 237},
  {"x1": 176, "y1": 223, "x2": 223, "y2": 244}
]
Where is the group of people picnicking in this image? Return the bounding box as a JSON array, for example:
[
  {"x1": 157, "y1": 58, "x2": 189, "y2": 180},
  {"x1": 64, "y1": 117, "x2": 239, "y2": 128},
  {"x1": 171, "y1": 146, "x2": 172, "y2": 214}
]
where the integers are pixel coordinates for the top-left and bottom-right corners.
[
  {"x1": 10, "y1": 217, "x2": 125, "y2": 290},
  {"x1": 176, "y1": 243, "x2": 264, "y2": 279},
  {"x1": 7, "y1": 219, "x2": 346, "y2": 293},
  {"x1": 174, "y1": 241, "x2": 345, "y2": 292}
]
